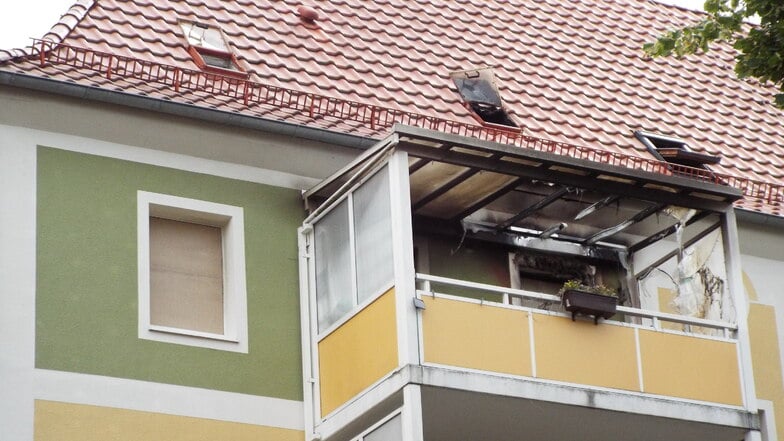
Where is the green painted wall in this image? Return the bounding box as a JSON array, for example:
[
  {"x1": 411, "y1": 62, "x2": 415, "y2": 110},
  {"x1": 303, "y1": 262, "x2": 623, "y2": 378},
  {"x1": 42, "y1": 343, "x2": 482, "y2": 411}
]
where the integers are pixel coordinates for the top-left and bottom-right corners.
[{"x1": 36, "y1": 147, "x2": 303, "y2": 400}]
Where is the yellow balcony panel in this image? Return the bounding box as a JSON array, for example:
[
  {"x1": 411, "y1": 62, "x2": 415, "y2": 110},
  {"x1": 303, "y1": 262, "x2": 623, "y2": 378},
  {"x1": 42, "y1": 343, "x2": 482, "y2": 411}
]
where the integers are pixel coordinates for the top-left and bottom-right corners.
[
  {"x1": 534, "y1": 313, "x2": 640, "y2": 392},
  {"x1": 318, "y1": 288, "x2": 398, "y2": 417},
  {"x1": 639, "y1": 329, "x2": 742, "y2": 406},
  {"x1": 422, "y1": 295, "x2": 532, "y2": 377}
]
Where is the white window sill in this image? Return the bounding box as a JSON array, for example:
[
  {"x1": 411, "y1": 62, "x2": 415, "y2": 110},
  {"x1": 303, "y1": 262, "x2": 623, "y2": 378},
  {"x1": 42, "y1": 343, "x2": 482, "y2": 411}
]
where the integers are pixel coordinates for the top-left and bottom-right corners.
[{"x1": 148, "y1": 325, "x2": 240, "y2": 343}]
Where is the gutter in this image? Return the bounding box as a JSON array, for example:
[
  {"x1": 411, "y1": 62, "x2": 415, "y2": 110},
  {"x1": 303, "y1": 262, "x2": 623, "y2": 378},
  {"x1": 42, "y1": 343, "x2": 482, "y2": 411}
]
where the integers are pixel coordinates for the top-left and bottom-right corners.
[
  {"x1": 0, "y1": 71, "x2": 378, "y2": 151},
  {"x1": 736, "y1": 208, "x2": 784, "y2": 229}
]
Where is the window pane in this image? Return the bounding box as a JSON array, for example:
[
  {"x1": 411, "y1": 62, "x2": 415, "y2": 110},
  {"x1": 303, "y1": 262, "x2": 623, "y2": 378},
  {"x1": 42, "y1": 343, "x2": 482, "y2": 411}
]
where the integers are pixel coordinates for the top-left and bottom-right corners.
[
  {"x1": 364, "y1": 414, "x2": 402, "y2": 441},
  {"x1": 315, "y1": 200, "x2": 353, "y2": 332},
  {"x1": 149, "y1": 217, "x2": 224, "y2": 334},
  {"x1": 200, "y1": 52, "x2": 234, "y2": 69},
  {"x1": 354, "y1": 167, "x2": 394, "y2": 303}
]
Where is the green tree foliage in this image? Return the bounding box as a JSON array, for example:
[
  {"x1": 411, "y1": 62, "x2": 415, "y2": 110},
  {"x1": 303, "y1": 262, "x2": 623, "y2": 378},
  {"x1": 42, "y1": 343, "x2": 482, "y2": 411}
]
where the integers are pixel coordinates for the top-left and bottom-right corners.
[{"x1": 644, "y1": 0, "x2": 784, "y2": 107}]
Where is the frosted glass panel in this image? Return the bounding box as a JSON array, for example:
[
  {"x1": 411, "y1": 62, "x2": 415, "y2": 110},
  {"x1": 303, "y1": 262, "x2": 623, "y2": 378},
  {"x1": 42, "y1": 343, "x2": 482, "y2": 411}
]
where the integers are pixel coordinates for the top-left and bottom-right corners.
[
  {"x1": 315, "y1": 201, "x2": 353, "y2": 332},
  {"x1": 364, "y1": 414, "x2": 402, "y2": 441},
  {"x1": 354, "y1": 167, "x2": 394, "y2": 303}
]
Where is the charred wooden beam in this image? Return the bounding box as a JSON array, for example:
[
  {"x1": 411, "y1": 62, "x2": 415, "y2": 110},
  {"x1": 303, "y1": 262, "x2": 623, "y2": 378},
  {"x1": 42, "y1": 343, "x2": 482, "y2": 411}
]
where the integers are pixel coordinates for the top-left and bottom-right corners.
[
  {"x1": 628, "y1": 209, "x2": 712, "y2": 253},
  {"x1": 584, "y1": 203, "x2": 667, "y2": 245},
  {"x1": 449, "y1": 177, "x2": 525, "y2": 222},
  {"x1": 496, "y1": 187, "x2": 570, "y2": 231},
  {"x1": 574, "y1": 195, "x2": 621, "y2": 220}
]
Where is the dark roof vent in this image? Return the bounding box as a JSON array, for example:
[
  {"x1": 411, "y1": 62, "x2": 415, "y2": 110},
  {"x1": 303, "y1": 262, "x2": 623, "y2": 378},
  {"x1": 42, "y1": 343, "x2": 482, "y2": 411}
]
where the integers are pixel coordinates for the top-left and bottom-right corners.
[
  {"x1": 634, "y1": 131, "x2": 720, "y2": 168},
  {"x1": 450, "y1": 67, "x2": 518, "y2": 129},
  {"x1": 297, "y1": 5, "x2": 320, "y2": 23}
]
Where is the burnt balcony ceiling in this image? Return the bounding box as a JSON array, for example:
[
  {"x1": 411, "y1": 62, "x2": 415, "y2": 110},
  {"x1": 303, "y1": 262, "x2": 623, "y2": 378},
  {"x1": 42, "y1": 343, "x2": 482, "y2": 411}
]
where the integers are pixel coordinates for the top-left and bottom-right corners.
[
  {"x1": 398, "y1": 126, "x2": 740, "y2": 251},
  {"x1": 304, "y1": 126, "x2": 741, "y2": 252}
]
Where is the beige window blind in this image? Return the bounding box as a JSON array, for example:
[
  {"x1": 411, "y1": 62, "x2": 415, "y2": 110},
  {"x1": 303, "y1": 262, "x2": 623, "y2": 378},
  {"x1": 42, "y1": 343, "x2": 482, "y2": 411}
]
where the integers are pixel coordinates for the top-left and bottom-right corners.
[{"x1": 149, "y1": 217, "x2": 224, "y2": 334}]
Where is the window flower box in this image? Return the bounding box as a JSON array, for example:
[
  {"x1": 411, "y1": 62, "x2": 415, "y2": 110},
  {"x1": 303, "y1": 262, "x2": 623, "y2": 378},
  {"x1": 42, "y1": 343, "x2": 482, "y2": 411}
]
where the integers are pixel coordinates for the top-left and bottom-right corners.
[{"x1": 559, "y1": 280, "x2": 618, "y2": 324}]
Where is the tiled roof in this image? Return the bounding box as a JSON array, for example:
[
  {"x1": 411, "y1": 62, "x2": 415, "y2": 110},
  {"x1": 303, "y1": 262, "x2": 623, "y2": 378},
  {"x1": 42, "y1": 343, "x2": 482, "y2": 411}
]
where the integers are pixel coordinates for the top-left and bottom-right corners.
[{"x1": 1, "y1": 0, "x2": 782, "y2": 215}]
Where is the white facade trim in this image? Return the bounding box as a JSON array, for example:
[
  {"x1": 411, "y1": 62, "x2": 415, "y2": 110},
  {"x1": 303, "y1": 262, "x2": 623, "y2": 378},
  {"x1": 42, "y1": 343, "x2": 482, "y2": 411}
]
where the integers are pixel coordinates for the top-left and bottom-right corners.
[
  {"x1": 0, "y1": 139, "x2": 36, "y2": 441},
  {"x1": 0, "y1": 124, "x2": 318, "y2": 190},
  {"x1": 757, "y1": 399, "x2": 778, "y2": 441},
  {"x1": 347, "y1": 194, "x2": 359, "y2": 305},
  {"x1": 298, "y1": 227, "x2": 318, "y2": 441},
  {"x1": 634, "y1": 327, "x2": 645, "y2": 392},
  {"x1": 137, "y1": 191, "x2": 248, "y2": 353},
  {"x1": 33, "y1": 368, "x2": 304, "y2": 430},
  {"x1": 528, "y1": 312, "x2": 537, "y2": 378}
]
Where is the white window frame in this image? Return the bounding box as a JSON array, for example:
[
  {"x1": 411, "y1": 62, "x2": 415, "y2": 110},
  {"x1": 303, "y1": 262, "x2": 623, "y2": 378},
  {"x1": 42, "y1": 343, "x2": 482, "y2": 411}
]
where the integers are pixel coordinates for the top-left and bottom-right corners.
[
  {"x1": 137, "y1": 191, "x2": 248, "y2": 353},
  {"x1": 312, "y1": 166, "x2": 395, "y2": 336}
]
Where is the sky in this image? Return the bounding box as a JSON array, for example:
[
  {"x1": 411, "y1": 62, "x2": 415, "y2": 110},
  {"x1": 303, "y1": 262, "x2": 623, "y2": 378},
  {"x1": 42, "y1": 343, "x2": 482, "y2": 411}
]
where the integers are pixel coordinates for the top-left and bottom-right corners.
[
  {"x1": 1, "y1": 0, "x2": 75, "y2": 49},
  {"x1": 0, "y1": 0, "x2": 708, "y2": 50}
]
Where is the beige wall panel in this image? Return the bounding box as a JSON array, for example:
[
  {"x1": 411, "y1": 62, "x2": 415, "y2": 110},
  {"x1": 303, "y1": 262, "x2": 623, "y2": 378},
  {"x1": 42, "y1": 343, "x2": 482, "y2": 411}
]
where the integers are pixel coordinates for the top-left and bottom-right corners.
[
  {"x1": 639, "y1": 330, "x2": 742, "y2": 405},
  {"x1": 318, "y1": 289, "x2": 398, "y2": 417},
  {"x1": 534, "y1": 314, "x2": 639, "y2": 391},
  {"x1": 422, "y1": 296, "x2": 531, "y2": 377},
  {"x1": 34, "y1": 400, "x2": 303, "y2": 441}
]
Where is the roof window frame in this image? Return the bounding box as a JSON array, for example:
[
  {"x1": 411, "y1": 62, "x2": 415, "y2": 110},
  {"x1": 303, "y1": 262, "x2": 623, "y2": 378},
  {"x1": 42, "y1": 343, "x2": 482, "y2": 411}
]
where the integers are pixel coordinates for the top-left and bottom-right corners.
[
  {"x1": 450, "y1": 67, "x2": 521, "y2": 132},
  {"x1": 634, "y1": 130, "x2": 720, "y2": 170},
  {"x1": 179, "y1": 20, "x2": 249, "y2": 79}
]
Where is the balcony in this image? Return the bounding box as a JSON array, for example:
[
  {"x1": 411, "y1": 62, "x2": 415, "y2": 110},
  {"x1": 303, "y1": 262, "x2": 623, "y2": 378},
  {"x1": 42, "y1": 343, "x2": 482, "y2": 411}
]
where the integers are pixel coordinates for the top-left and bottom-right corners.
[{"x1": 298, "y1": 126, "x2": 760, "y2": 441}]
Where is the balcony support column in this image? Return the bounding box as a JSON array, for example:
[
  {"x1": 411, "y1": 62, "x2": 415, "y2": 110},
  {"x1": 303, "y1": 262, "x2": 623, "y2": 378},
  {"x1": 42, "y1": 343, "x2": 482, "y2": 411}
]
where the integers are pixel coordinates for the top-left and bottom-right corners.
[
  {"x1": 401, "y1": 384, "x2": 424, "y2": 441},
  {"x1": 722, "y1": 208, "x2": 759, "y2": 412},
  {"x1": 745, "y1": 430, "x2": 763, "y2": 441},
  {"x1": 388, "y1": 150, "x2": 420, "y2": 366}
]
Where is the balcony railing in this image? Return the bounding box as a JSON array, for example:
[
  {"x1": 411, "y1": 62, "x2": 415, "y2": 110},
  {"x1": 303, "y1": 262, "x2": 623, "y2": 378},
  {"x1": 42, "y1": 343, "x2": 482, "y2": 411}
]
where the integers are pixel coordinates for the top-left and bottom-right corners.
[
  {"x1": 416, "y1": 273, "x2": 738, "y2": 335},
  {"x1": 414, "y1": 273, "x2": 744, "y2": 407}
]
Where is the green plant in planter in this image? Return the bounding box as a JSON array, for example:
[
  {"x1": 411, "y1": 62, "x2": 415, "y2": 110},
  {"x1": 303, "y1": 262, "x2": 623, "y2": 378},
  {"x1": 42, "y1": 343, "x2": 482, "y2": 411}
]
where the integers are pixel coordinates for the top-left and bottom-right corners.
[
  {"x1": 559, "y1": 279, "x2": 619, "y2": 324},
  {"x1": 558, "y1": 279, "x2": 618, "y2": 298}
]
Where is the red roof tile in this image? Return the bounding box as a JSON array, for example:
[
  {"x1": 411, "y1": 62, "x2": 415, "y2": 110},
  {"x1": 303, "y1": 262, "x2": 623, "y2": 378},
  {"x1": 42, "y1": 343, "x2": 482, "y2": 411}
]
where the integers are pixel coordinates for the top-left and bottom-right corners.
[{"x1": 1, "y1": 0, "x2": 782, "y2": 216}]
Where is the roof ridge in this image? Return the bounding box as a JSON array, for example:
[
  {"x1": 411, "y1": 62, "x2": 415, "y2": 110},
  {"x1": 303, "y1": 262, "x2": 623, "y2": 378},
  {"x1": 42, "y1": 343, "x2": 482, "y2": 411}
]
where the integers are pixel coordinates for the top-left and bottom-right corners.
[{"x1": 0, "y1": 0, "x2": 94, "y2": 63}]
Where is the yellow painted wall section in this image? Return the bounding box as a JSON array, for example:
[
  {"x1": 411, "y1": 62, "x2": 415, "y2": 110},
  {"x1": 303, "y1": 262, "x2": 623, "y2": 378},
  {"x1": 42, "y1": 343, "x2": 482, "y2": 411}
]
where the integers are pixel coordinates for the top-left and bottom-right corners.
[
  {"x1": 638, "y1": 330, "x2": 742, "y2": 406},
  {"x1": 748, "y1": 304, "x2": 784, "y2": 435},
  {"x1": 34, "y1": 400, "x2": 303, "y2": 441},
  {"x1": 742, "y1": 271, "x2": 759, "y2": 301},
  {"x1": 318, "y1": 288, "x2": 398, "y2": 417},
  {"x1": 657, "y1": 287, "x2": 685, "y2": 332},
  {"x1": 422, "y1": 296, "x2": 531, "y2": 377},
  {"x1": 534, "y1": 314, "x2": 640, "y2": 391}
]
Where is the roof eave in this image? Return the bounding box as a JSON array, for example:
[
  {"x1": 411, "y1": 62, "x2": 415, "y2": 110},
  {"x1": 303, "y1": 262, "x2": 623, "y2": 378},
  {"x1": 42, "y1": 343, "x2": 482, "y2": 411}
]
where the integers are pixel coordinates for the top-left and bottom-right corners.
[{"x1": 0, "y1": 71, "x2": 377, "y2": 151}]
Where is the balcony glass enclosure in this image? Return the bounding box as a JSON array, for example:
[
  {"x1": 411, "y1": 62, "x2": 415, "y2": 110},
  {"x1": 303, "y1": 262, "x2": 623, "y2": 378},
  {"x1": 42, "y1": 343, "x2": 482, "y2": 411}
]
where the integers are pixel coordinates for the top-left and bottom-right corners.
[
  {"x1": 314, "y1": 166, "x2": 394, "y2": 333},
  {"x1": 299, "y1": 126, "x2": 759, "y2": 441}
]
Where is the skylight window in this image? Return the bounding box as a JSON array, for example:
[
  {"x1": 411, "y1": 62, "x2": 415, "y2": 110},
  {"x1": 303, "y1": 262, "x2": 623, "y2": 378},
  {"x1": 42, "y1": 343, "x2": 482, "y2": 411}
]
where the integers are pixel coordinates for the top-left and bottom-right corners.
[
  {"x1": 451, "y1": 67, "x2": 518, "y2": 129},
  {"x1": 179, "y1": 21, "x2": 247, "y2": 77},
  {"x1": 634, "y1": 131, "x2": 720, "y2": 169},
  {"x1": 181, "y1": 22, "x2": 229, "y2": 51}
]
